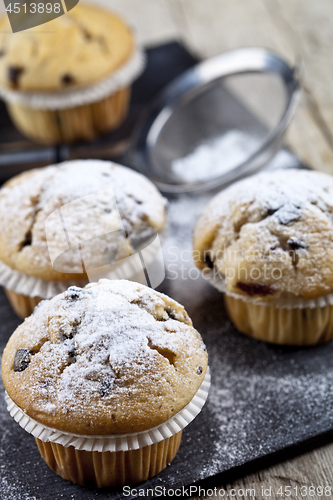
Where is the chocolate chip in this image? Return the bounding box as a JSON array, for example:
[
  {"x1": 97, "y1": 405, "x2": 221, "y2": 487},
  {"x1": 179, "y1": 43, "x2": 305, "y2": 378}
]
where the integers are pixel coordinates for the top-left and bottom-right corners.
[
  {"x1": 40, "y1": 380, "x2": 49, "y2": 389},
  {"x1": 13, "y1": 349, "x2": 32, "y2": 372},
  {"x1": 287, "y1": 237, "x2": 307, "y2": 268},
  {"x1": 20, "y1": 229, "x2": 32, "y2": 249},
  {"x1": 83, "y1": 29, "x2": 92, "y2": 40},
  {"x1": 8, "y1": 66, "x2": 24, "y2": 87},
  {"x1": 128, "y1": 194, "x2": 143, "y2": 205},
  {"x1": 197, "y1": 366, "x2": 203, "y2": 375},
  {"x1": 204, "y1": 253, "x2": 214, "y2": 269},
  {"x1": 166, "y1": 309, "x2": 177, "y2": 320},
  {"x1": 61, "y1": 74, "x2": 75, "y2": 86},
  {"x1": 287, "y1": 237, "x2": 307, "y2": 251},
  {"x1": 101, "y1": 376, "x2": 113, "y2": 397},
  {"x1": 67, "y1": 291, "x2": 80, "y2": 302},
  {"x1": 237, "y1": 282, "x2": 275, "y2": 296},
  {"x1": 60, "y1": 326, "x2": 77, "y2": 342},
  {"x1": 68, "y1": 348, "x2": 76, "y2": 364},
  {"x1": 66, "y1": 286, "x2": 85, "y2": 302},
  {"x1": 266, "y1": 207, "x2": 280, "y2": 216},
  {"x1": 276, "y1": 203, "x2": 302, "y2": 225}
]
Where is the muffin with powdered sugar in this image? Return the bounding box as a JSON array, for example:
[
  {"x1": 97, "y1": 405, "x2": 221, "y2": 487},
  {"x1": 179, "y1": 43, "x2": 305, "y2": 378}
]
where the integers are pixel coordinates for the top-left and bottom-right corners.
[
  {"x1": 0, "y1": 159, "x2": 166, "y2": 318},
  {"x1": 0, "y1": 2, "x2": 145, "y2": 143},
  {"x1": 2, "y1": 279, "x2": 209, "y2": 488},
  {"x1": 193, "y1": 168, "x2": 333, "y2": 345}
]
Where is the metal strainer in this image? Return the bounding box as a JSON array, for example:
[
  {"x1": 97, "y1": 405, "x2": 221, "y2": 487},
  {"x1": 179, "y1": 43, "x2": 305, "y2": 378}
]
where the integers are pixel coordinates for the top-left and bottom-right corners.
[{"x1": 130, "y1": 47, "x2": 300, "y2": 193}]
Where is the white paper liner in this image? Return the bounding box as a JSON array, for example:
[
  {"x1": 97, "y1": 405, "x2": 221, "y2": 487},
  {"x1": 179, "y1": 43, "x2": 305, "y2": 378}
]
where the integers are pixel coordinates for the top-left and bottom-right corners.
[
  {"x1": 206, "y1": 269, "x2": 333, "y2": 310},
  {"x1": 5, "y1": 367, "x2": 210, "y2": 453},
  {"x1": 0, "y1": 260, "x2": 88, "y2": 299},
  {"x1": 0, "y1": 46, "x2": 146, "y2": 110}
]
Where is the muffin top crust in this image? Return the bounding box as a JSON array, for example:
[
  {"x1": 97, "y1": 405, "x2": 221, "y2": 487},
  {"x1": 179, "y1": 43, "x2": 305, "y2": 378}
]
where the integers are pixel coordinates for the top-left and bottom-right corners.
[
  {"x1": 0, "y1": 160, "x2": 166, "y2": 281},
  {"x1": 1, "y1": 279, "x2": 208, "y2": 435},
  {"x1": 0, "y1": 3, "x2": 134, "y2": 91},
  {"x1": 193, "y1": 169, "x2": 333, "y2": 301}
]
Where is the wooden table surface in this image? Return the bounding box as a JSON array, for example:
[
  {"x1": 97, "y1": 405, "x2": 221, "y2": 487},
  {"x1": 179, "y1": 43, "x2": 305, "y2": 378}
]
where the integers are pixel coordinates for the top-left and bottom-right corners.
[
  {"x1": 105, "y1": 1, "x2": 332, "y2": 498},
  {"x1": 1, "y1": 0, "x2": 332, "y2": 497}
]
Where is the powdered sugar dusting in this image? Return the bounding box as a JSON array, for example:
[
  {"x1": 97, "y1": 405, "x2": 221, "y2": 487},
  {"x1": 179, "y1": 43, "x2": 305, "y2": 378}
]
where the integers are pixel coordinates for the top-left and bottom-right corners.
[
  {"x1": 171, "y1": 130, "x2": 261, "y2": 182},
  {"x1": 193, "y1": 168, "x2": 333, "y2": 299},
  {"x1": 0, "y1": 160, "x2": 166, "y2": 278},
  {"x1": 3, "y1": 279, "x2": 207, "y2": 435},
  {"x1": 209, "y1": 168, "x2": 333, "y2": 223}
]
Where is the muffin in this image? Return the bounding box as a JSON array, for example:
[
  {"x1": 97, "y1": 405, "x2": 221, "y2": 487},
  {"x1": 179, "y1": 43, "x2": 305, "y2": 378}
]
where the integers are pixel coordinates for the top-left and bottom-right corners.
[
  {"x1": 0, "y1": 159, "x2": 166, "y2": 318},
  {"x1": 0, "y1": 3, "x2": 145, "y2": 144},
  {"x1": 2, "y1": 279, "x2": 209, "y2": 487},
  {"x1": 193, "y1": 169, "x2": 333, "y2": 345}
]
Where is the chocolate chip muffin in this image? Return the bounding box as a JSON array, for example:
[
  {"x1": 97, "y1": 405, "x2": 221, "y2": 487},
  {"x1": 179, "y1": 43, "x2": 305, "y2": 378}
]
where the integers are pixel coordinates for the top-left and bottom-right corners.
[
  {"x1": 193, "y1": 169, "x2": 333, "y2": 345},
  {"x1": 2, "y1": 279, "x2": 209, "y2": 487},
  {"x1": 0, "y1": 3, "x2": 145, "y2": 143},
  {"x1": 0, "y1": 159, "x2": 166, "y2": 318}
]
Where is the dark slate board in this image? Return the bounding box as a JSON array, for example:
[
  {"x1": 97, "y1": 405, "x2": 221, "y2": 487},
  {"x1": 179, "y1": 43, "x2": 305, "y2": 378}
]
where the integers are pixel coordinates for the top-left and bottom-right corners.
[
  {"x1": 1, "y1": 42, "x2": 333, "y2": 500},
  {"x1": 2, "y1": 191, "x2": 333, "y2": 500}
]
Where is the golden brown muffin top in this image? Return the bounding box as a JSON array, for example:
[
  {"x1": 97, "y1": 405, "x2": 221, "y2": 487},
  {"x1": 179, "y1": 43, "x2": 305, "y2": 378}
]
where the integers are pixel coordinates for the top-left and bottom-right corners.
[
  {"x1": 2, "y1": 279, "x2": 208, "y2": 435},
  {"x1": 0, "y1": 3, "x2": 134, "y2": 91},
  {"x1": 193, "y1": 169, "x2": 333, "y2": 301},
  {"x1": 0, "y1": 160, "x2": 166, "y2": 281}
]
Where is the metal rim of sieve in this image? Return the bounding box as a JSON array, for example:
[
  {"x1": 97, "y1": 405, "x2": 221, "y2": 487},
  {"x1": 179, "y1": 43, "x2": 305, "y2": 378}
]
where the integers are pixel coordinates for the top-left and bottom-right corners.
[{"x1": 130, "y1": 47, "x2": 301, "y2": 194}]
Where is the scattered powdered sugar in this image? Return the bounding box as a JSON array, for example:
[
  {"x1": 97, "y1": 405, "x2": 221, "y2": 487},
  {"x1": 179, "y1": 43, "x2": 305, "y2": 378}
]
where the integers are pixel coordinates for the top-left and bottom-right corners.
[
  {"x1": 198, "y1": 330, "x2": 333, "y2": 478},
  {"x1": 171, "y1": 130, "x2": 261, "y2": 183},
  {"x1": 0, "y1": 474, "x2": 38, "y2": 500},
  {"x1": 0, "y1": 369, "x2": 39, "y2": 500}
]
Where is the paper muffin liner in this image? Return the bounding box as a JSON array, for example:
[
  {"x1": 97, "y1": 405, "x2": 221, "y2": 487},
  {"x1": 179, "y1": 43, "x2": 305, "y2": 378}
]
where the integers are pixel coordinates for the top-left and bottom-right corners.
[
  {"x1": 206, "y1": 269, "x2": 333, "y2": 310},
  {"x1": 5, "y1": 367, "x2": 210, "y2": 452},
  {"x1": 35, "y1": 431, "x2": 183, "y2": 487},
  {"x1": 3, "y1": 290, "x2": 44, "y2": 320},
  {"x1": 0, "y1": 46, "x2": 146, "y2": 110},
  {"x1": 224, "y1": 294, "x2": 333, "y2": 345},
  {"x1": 0, "y1": 260, "x2": 88, "y2": 299},
  {"x1": 6, "y1": 87, "x2": 131, "y2": 144}
]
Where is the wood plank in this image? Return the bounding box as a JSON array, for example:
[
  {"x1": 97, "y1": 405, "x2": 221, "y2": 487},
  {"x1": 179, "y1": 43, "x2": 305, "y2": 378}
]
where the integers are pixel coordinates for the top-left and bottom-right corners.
[
  {"x1": 0, "y1": 0, "x2": 180, "y2": 46},
  {"x1": 169, "y1": 0, "x2": 333, "y2": 172},
  {"x1": 94, "y1": 0, "x2": 179, "y2": 46},
  {"x1": 191, "y1": 441, "x2": 333, "y2": 499},
  {"x1": 266, "y1": 0, "x2": 333, "y2": 149}
]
